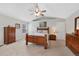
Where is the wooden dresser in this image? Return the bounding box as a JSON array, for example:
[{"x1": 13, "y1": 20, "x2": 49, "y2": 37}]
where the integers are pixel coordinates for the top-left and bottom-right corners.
[
  {"x1": 4, "y1": 26, "x2": 16, "y2": 44},
  {"x1": 66, "y1": 33, "x2": 79, "y2": 55}
]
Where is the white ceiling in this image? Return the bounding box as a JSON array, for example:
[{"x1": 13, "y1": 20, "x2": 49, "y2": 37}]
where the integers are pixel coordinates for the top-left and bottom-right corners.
[{"x1": 0, "y1": 3, "x2": 79, "y2": 21}]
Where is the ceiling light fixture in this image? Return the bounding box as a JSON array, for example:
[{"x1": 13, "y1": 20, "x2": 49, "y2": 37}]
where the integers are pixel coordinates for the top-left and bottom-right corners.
[{"x1": 29, "y1": 3, "x2": 46, "y2": 17}]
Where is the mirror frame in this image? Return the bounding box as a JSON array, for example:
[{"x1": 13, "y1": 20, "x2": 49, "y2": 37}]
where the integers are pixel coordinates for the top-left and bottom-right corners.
[{"x1": 75, "y1": 16, "x2": 79, "y2": 32}]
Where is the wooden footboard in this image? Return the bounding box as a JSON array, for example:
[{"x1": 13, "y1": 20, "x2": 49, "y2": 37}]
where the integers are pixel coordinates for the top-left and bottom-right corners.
[{"x1": 26, "y1": 34, "x2": 48, "y2": 49}]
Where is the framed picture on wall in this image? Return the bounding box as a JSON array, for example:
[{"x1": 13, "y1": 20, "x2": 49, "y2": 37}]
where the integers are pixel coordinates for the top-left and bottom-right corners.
[
  {"x1": 39, "y1": 21, "x2": 47, "y2": 27},
  {"x1": 15, "y1": 23, "x2": 20, "y2": 29},
  {"x1": 22, "y1": 24, "x2": 26, "y2": 33}
]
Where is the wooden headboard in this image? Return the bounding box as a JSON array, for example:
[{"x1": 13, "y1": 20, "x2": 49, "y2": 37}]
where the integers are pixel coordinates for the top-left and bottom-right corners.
[{"x1": 37, "y1": 27, "x2": 49, "y2": 34}]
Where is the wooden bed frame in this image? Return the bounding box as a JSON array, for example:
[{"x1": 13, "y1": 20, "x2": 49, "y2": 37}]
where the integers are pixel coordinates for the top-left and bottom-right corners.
[
  {"x1": 37, "y1": 27, "x2": 49, "y2": 34},
  {"x1": 25, "y1": 34, "x2": 48, "y2": 49}
]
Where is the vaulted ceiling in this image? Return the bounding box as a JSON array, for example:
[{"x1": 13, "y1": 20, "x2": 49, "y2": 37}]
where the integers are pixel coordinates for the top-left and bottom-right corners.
[{"x1": 0, "y1": 3, "x2": 79, "y2": 21}]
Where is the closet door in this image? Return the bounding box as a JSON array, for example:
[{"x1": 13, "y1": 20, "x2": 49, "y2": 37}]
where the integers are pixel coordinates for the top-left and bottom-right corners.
[
  {"x1": 11, "y1": 27, "x2": 16, "y2": 42},
  {"x1": 8, "y1": 27, "x2": 16, "y2": 43},
  {"x1": 56, "y1": 22, "x2": 66, "y2": 40},
  {"x1": 4, "y1": 27, "x2": 16, "y2": 44},
  {"x1": 4, "y1": 27, "x2": 9, "y2": 44}
]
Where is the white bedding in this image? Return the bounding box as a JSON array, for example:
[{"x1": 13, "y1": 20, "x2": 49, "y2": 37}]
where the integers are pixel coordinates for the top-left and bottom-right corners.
[{"x1": 29, "y1": 32, "x2": 45, "y2": 36}]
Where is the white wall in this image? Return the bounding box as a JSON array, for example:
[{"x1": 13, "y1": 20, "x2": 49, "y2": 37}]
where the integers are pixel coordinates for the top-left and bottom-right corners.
[
  {"x1": 28, "y1": 17, "x2": 66, "y2": 40},
  {"x1": 66, "y1": 9, "x2": 79, "y2": 33},
  {"x1": 0, "y1": 27, "x2": 4, "y2": 46},
  {"x1": 0, "y1": 14, "x2": 27, "y2": 45}
]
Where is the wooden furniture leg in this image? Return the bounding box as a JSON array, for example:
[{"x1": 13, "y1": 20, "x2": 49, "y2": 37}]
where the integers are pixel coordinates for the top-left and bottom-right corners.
[
  {"x1": 26, "y1": 34, "x2": 28, "y2": 45},
  {"x1": 44, "y1": 35, "x2": 48, "y2": 49}
]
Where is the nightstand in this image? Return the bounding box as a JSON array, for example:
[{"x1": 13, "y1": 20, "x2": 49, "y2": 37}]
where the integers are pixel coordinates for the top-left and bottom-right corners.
[{"x1": 49, "y1": 34, "x2": 56, "y2": 40}]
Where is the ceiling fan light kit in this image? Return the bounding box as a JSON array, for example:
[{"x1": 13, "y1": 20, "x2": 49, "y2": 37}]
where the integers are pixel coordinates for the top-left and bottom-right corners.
[{"x1": 29, "y1": 3, "x2": 46, "y2": 17}]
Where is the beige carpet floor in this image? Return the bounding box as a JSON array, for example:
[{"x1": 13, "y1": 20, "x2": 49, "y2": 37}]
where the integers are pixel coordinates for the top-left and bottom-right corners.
[{"x1": 0, "y1": 40, "x2": 74, "y2": 56}]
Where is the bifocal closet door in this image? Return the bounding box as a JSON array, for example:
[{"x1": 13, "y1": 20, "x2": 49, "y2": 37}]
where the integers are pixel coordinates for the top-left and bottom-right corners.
[{"x1": 11, "y1": 27, "x2": 16, "y2": 42}]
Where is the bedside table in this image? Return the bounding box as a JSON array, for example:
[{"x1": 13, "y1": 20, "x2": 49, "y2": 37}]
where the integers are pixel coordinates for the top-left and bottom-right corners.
[{"x1": 49, "y1": 34, "x2": 56, "y2": 40}]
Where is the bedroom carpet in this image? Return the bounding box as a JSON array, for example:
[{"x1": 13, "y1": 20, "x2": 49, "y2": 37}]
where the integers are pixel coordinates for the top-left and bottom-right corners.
[{"x1": 0, "y1": 40, "x2": 74, "y2": 56}]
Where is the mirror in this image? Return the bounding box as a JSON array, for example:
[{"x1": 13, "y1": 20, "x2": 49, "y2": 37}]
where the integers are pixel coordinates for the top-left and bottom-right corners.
[
  {"x1": 75, "y1": 17, "x2": 79, "y2": 35},
  {"x1": 77, "y1": 19, "x2": 79, "y2": 29},
  {"x1": 39, "y1": 21, "x2": 47, "y2": 27}
]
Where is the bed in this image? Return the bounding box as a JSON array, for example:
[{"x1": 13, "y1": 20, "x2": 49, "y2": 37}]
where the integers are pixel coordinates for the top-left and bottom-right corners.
[{"x1": 25, "y1": 27, "x2": 49, "y2": 49}]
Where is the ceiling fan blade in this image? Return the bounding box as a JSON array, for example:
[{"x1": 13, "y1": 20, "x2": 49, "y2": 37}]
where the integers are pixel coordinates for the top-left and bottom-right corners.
[
  {"x1": 40, "y1": 13, "x2": 44, "y2": 16},
  {"x1": 41, "y1": 10, "x2": 46, "y2": 12}
]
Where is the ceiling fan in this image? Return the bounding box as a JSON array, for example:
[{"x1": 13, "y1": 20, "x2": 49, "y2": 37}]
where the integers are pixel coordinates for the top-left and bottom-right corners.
[{"x1": 28, "y1": 3, "x2": 46, "y2": 17}]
